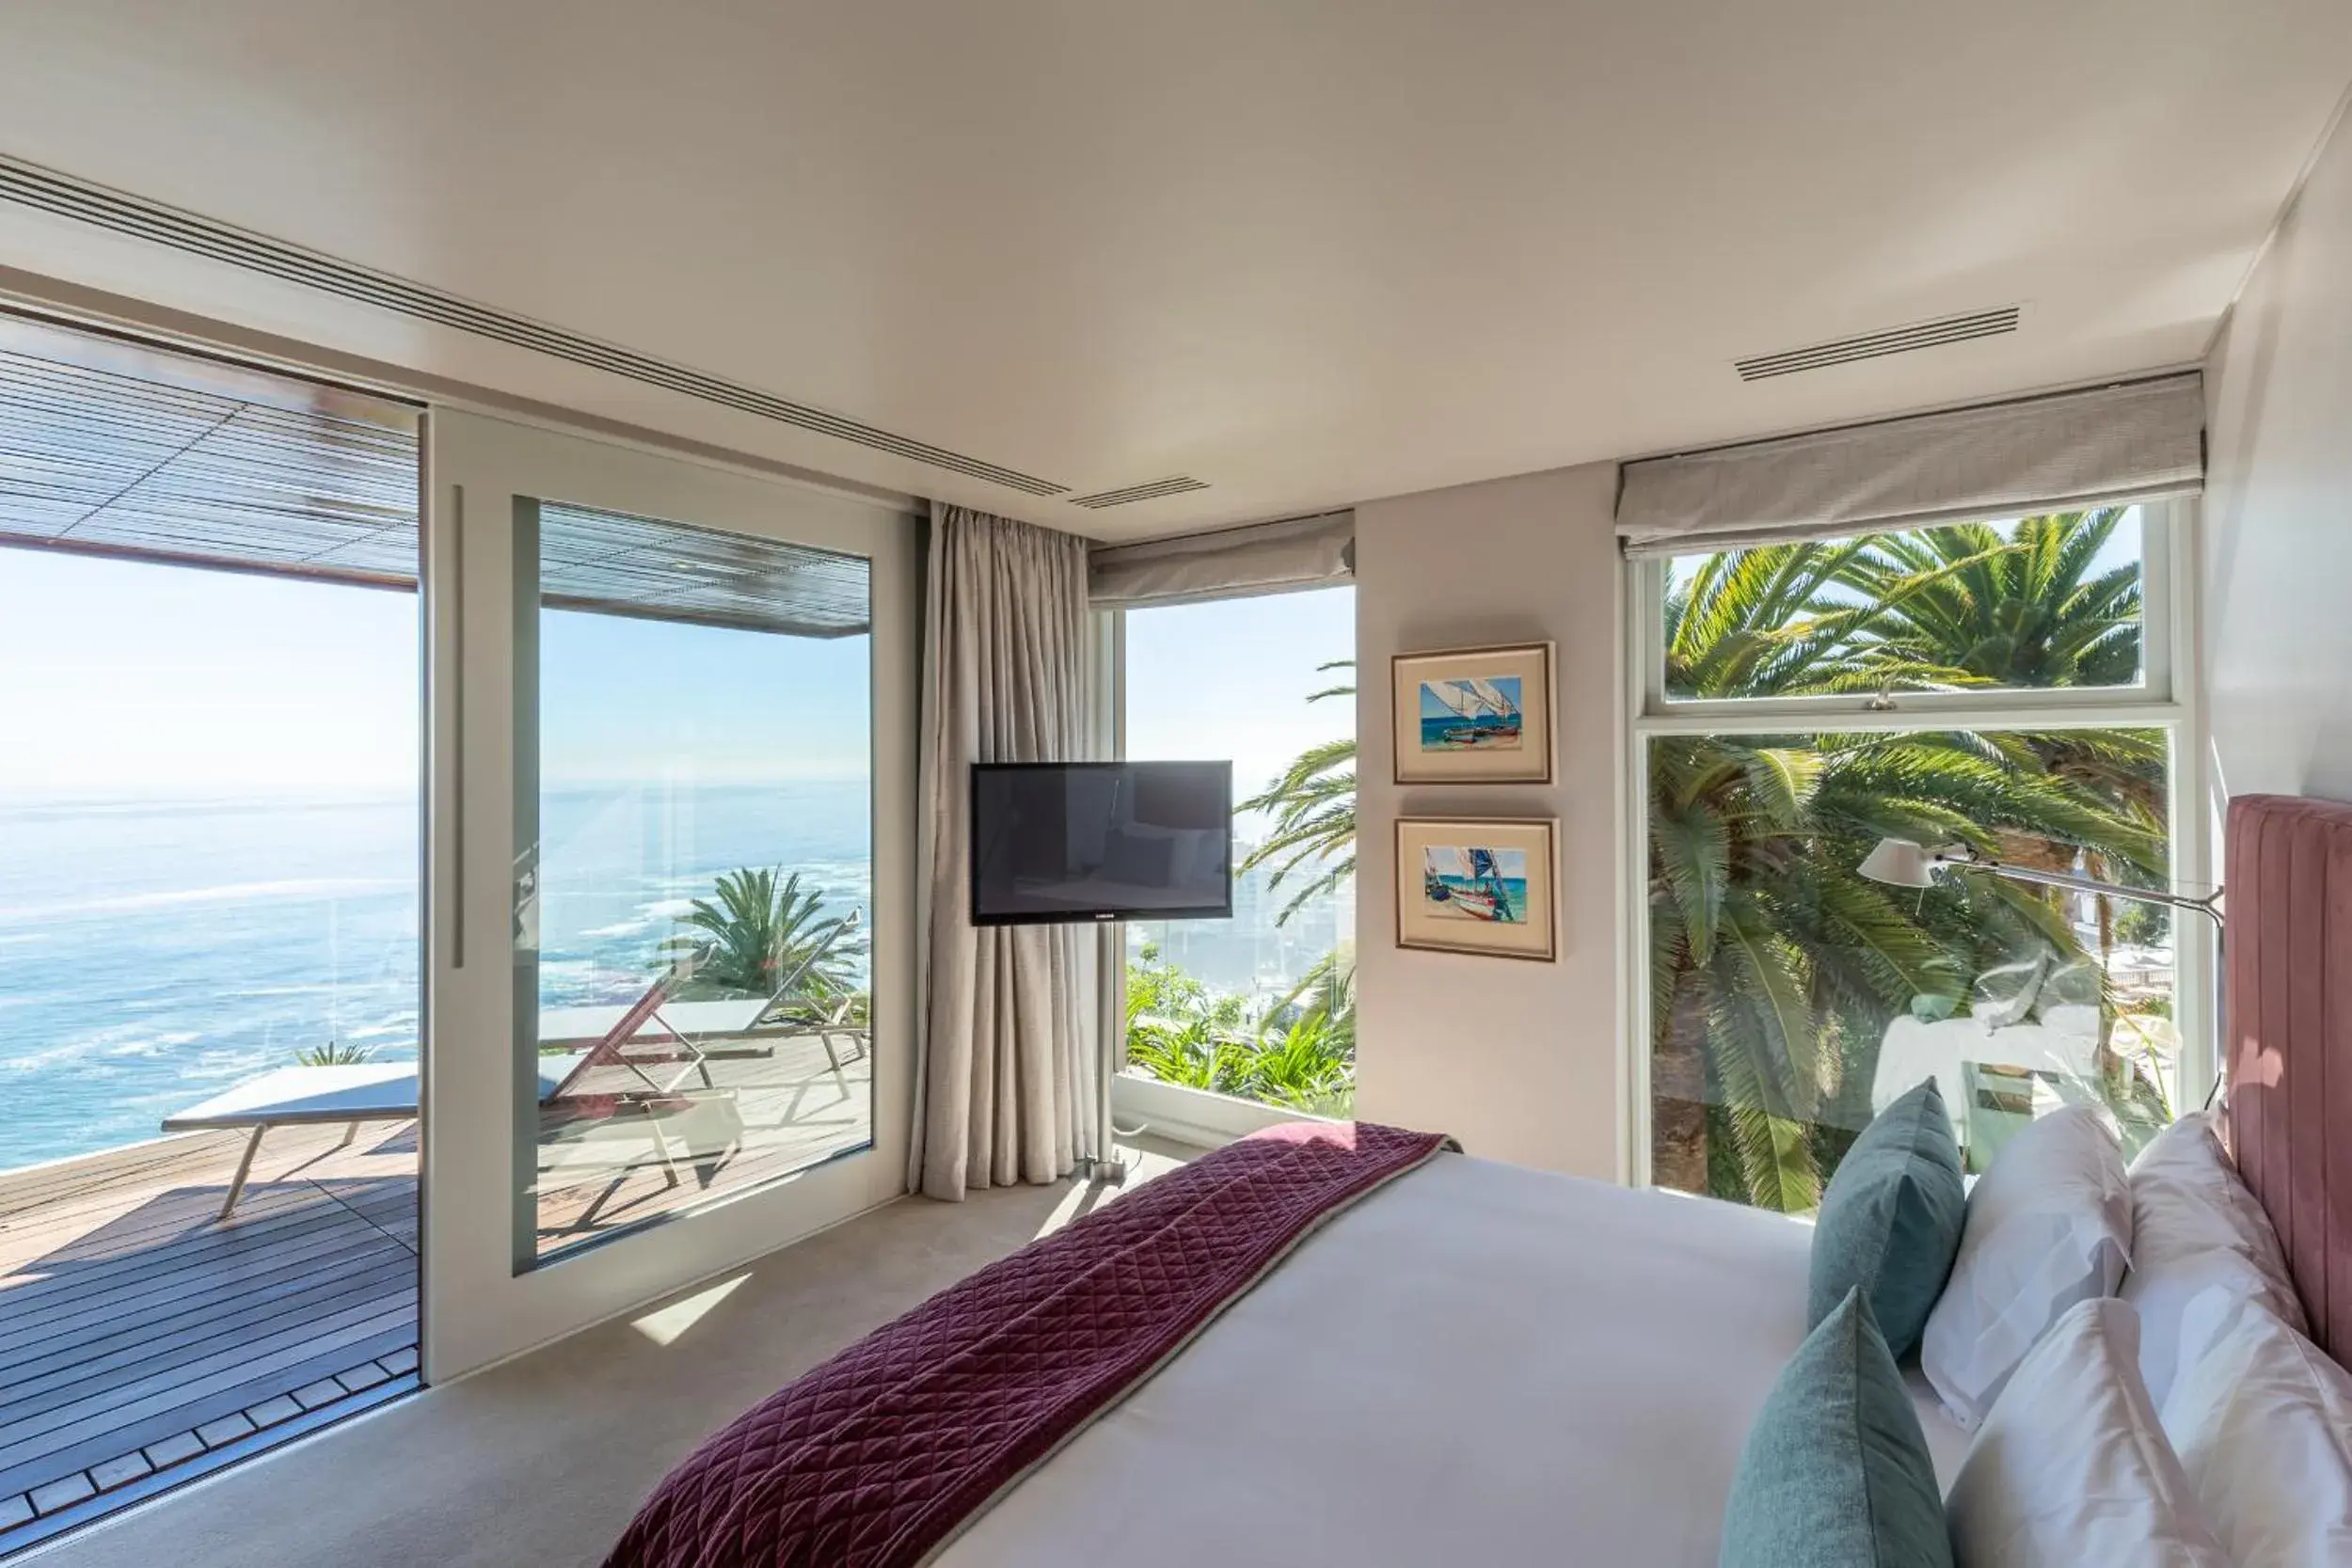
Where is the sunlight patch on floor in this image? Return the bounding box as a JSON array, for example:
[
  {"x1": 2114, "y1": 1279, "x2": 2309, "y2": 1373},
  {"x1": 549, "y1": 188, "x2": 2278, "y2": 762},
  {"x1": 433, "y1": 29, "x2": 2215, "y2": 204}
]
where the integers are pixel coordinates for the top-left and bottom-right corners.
[{"x1": 631, "y1": 1272, "x2": 750, "y2": 1347}]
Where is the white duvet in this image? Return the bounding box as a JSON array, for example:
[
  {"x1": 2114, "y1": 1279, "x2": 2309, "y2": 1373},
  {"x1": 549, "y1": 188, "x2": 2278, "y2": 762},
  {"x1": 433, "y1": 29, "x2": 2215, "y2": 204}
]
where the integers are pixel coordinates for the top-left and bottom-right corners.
[{"x1": 938, "y1": 1151, "x2": 1968, "y2": 1567}]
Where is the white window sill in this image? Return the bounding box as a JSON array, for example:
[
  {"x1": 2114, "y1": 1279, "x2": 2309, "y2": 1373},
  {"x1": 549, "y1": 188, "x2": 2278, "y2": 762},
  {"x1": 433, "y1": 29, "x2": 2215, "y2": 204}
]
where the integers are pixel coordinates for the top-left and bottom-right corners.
[{"x1": 1109, "y1": 1072, "x2": 1338, "y2": 1150}]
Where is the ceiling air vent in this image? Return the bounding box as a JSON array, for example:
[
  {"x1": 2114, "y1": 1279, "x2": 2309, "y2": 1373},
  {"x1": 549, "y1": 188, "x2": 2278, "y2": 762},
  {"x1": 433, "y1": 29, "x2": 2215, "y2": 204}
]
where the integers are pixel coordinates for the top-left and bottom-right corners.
[
  {"x1": 1735, "y1": 306, "x2": 2022, "y2": 382},
  {"x1": 1066, "y1": 476, "x2": 1211, "y2": 510},
  {"x1": 0, "y1": 155, "x2": 1069, "y2": 498}
]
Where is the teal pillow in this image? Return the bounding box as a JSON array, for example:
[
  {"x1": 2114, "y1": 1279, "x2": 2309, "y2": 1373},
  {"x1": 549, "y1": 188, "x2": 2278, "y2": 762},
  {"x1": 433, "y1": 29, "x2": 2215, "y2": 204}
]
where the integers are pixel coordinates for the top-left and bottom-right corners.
[
  {"x1": 1807, "y1": 1079, "x2": 1963, "y2": 1358},
  {"x1": 1720, "y1": 1288, "x2": 1952, "y2": 1568}
]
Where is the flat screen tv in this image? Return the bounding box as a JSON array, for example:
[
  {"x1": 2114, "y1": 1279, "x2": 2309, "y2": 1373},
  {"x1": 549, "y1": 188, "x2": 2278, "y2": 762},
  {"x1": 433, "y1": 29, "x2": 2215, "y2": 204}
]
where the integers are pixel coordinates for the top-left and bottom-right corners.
[{"x1": 969, "y1": 761, "x2": 1233, "y2": 926}]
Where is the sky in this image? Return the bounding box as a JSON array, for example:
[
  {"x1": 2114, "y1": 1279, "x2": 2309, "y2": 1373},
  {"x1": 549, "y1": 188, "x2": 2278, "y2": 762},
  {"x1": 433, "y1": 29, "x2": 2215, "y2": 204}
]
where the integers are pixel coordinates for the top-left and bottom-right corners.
[
  {"x1": 0, "y1": 548, "x2": 869, "y2": 799},
  {"x1": 538, "y1": 610, "x2": 868, "y2": 786},
  {"x1": 9, "y1": 507, "x2": 2130, "y2": 807},
  {"x1": 0, "y1": 551, "x2": 420, "y2": 798},
  {"x1": 0, "y1": 548, "x2": 1343, "y2": 805},
  {"x1": 1123, "y1": 587, "x2": 1356, "y2": 839},
  {"x1": 0, "y1": 491, "x2": 2127, "y2": 803}
]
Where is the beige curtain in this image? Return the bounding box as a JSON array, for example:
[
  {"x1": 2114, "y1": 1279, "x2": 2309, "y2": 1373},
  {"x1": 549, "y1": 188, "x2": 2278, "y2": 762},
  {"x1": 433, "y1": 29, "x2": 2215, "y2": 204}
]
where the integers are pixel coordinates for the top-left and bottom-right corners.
[{"x1": 910, "y1": 502, "x2": 1100, "y2": 1199}]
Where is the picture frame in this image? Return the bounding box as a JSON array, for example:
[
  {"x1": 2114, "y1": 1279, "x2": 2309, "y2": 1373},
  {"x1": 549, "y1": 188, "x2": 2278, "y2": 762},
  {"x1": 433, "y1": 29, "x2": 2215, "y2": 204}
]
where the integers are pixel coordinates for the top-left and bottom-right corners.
[
  {"x1": 1391, "y1": 641, "x2": 1555, "y2": 784},
  {"x1": 1394, "y1": 816, "x2": 1558, "y2": 961}
]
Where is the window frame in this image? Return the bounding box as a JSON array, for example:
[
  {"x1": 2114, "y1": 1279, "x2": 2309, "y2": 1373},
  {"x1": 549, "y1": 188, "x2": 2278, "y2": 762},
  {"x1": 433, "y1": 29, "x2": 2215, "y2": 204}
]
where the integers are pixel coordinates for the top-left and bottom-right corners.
[
  {"x1": 1635, "y1": 500, "x2": 2177, "y2": 722},
  {"x1": 1618, "y1": 499, "x2": 2213, "y2": 1191}
]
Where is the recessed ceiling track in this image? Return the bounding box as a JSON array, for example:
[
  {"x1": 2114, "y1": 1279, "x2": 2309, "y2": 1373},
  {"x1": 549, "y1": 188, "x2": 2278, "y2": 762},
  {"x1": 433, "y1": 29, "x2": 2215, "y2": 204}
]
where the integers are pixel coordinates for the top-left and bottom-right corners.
[
  {"x1": 1735, "y1": 306, "x2": 2022, "y2": 382},
  {"x1": 0, "y1": 155, "x2": 1070, "y2": 498},
  {"x1": 1066, "y1": 476, "x2": 1211, "y2": 509}
]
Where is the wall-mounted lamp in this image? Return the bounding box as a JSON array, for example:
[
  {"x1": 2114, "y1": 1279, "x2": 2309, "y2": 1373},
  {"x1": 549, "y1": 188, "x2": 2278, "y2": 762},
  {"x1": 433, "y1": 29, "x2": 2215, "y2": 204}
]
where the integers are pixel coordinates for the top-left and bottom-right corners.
[{"x1": 1857, "y1": 837, "x2": 2224, "y2": 928}]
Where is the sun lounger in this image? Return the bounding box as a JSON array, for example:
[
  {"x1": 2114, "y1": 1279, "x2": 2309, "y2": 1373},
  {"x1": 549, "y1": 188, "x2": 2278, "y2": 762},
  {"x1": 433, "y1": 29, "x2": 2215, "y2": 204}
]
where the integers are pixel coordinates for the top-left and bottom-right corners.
[
  {"x1": 165, "y1": 968, "x2": 712, "y2": 1220},
  {"x1": 164, "y1": 1054, "x2": 589, "y2": 1219},
  {"x1": 536, "y1": 995, "x2": 773, "y2": 1050},
  {"x1": 535, "y1": 922, "x2": 859, "y2": 1052},
  {"x1": 166, "y1": 926, "x2": 861, "y2": 1220}
]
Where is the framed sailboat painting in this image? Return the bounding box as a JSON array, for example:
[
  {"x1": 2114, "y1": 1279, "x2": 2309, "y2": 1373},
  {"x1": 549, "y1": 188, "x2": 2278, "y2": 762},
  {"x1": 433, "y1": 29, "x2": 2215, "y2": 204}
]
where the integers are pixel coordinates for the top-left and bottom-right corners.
[
  {"x1": 1394, "y1": 817, "x2": 1558, "y2": 960},
  {"x1": 1391, "y1": 641, "x2": 1554, "y2": 784}
]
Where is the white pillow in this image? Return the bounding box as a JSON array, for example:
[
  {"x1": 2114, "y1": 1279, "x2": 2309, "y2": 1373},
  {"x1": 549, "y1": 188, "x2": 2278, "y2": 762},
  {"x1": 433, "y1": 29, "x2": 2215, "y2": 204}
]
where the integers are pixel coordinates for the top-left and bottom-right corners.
[
  {"x1": 2122, "y1": 1111, "x2": 2307, "y2": 1409},
  {"x1": 1947, "y1": 1298, "x2": 2230, "y2": 1567},
  {"x1": 2128, "y1": 1110, "x2": 2296, "y2": 1274},
  {"x1": 2126, "y1": 1243, "x2": 2307, "y2": 1414},
  {"x1": 2162, "y1": 1303, "x2": 2352, "y2": 1568},
  {"x1": 1922, "y1": 1103, "x2": 2131, "y2": 1428}
]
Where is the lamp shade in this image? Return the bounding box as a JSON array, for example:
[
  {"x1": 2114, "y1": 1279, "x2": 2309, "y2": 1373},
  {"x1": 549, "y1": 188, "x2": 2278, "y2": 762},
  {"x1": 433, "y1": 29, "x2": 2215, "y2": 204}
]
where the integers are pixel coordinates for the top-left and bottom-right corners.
[{"x1": 1858, "y1": 837, "x2": 1939, "y2": 889}]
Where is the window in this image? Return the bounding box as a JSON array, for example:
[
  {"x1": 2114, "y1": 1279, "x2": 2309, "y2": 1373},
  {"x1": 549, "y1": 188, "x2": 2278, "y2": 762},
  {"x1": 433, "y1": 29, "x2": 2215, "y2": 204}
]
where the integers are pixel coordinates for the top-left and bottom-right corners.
[
  {"x1": 515, "y1": 501, "x2": 873, "y2": 1262},
  {"x1": 1119, "y1": 588, "x2": 1357, "y2": 1117},
  {"x1": 1659, "y1": 509, "x2": 2156, "y2": 703},
  {"x1": 1633, "y1": 507, "x2": 2203, "y2": 1211}
]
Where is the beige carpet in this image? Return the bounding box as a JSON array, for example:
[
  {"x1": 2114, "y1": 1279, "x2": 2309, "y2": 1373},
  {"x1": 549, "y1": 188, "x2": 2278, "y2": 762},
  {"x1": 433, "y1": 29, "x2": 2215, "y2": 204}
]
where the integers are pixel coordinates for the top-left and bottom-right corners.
[{"x1": 25, "y1": 1139, "x2": 1193, "y2": 1568}]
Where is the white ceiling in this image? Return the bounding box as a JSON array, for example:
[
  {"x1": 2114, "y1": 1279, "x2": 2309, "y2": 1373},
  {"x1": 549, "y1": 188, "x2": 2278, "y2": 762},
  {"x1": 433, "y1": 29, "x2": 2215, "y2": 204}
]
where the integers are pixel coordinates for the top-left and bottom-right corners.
[{"x1": 1, "y1": 1, "x2": 2347, "y2": 542}]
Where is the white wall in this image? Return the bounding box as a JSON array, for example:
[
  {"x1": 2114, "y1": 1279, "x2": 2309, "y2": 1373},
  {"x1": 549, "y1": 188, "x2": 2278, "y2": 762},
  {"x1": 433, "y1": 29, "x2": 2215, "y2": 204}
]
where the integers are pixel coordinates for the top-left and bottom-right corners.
[
  {"x1": 1352, "y1": 464, "x2": 1626, "y2": 1180},
  {"x1": 2203, "y1": 104, "x2": 2352, "y2": 803}
]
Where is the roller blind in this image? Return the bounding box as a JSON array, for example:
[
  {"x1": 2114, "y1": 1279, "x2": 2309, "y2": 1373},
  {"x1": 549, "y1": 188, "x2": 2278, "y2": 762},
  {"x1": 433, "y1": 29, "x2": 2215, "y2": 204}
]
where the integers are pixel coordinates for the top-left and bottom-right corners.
[
  {"x1": 1615, "y1": 373, "x2": 2203, "y2": 557},
  {"x1": 1088, "y1": 510, "x2": 1353, "y2": 609}
]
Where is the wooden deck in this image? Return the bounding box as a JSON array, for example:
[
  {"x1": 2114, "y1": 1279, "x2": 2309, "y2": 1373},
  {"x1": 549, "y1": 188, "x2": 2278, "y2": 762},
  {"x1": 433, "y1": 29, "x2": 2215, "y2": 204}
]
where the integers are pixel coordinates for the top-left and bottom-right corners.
[
  {"x1": 0, "y1": 1027, "x2": 871, "y2": 1552},
  {"x1": 0, "y1": 1120, "x2": 420, "y2": 1549},
  {"x1": 532, "y1": 1024, "x2": 874, "y2": 1255}
]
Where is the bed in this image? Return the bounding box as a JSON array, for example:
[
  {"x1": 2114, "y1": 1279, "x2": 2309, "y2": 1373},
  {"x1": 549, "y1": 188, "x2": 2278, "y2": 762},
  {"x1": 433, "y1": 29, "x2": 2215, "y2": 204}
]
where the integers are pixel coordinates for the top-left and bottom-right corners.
[
  {"x1": 605, "y1": 792, "x2": 2346, "y2": 1568},
  {"x1": 938, "y1": 1156, "x2": 1969, "y2": 1568}
]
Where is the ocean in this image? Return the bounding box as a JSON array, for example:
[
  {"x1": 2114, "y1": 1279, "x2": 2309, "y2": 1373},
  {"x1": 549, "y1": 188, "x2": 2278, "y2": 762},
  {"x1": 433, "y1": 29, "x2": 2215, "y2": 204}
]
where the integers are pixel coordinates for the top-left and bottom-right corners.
[{"x1": 0, "y1": 782, "x2": 871, "y2": 1175}]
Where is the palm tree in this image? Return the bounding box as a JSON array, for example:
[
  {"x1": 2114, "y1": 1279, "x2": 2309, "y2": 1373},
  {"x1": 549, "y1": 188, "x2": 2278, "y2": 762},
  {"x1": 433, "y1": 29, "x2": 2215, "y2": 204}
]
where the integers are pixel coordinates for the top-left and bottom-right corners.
[
  {"x1": 1845, "y1": 509, "x2": 2143, "y2": 689},
  {"x1": 1271, "y1": 944, "x2": 1357, "y2": 1049},
  {"x1": 660, "y1": 867, "x2": 865, "y2": 1006},
  {"x1": 1650, "y1": 527, "x2": 2167, "y2": 1210},
  {"x1": 1843, "y1": 508, "x2": 2169, "y2": 917},
  {"x1": 1236, "y1": 659, "x2": 1357, "y2": 925}
]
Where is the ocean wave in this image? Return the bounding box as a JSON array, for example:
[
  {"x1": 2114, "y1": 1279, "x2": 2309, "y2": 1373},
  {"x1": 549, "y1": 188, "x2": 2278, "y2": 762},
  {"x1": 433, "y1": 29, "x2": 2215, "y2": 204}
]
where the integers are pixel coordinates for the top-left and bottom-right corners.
[
  {"x1": 0, "y1": 1029, "x2": 205, "y2": 1073},
  {"x1": 580, "y1": 917, "x2": 654, "y2": 940},
  {"x1": 0, "y1": 877, "x2": 410, "y2": 925}
]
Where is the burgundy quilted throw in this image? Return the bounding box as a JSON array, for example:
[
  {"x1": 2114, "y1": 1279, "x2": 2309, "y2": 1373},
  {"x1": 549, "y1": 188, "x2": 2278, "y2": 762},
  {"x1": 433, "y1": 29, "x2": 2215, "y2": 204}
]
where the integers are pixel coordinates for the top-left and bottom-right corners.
[{"x1": 604, "y1": 1120, "x2": 1456, "y2": 1568}]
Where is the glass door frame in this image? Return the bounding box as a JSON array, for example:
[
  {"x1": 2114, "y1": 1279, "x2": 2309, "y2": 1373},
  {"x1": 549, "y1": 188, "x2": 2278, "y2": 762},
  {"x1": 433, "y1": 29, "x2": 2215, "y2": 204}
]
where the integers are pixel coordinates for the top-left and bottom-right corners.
[{"x1": 423, "y1": 407, "x2": 918, "y2": 1380}]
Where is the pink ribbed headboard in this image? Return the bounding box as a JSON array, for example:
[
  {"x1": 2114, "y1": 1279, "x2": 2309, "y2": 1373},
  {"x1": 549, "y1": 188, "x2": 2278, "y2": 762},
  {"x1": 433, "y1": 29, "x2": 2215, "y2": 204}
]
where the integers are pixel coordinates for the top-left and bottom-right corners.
[{"x1": 2225, "y1": 793, "x2": 2352, "y2": 1361}]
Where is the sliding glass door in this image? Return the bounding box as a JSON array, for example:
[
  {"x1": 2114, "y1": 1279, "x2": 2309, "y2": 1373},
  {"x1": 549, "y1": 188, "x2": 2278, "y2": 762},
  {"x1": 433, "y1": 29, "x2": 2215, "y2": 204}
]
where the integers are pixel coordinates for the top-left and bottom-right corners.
[
  {"x1": 424, "y1": 411, "x2": 915, "y2": 1379},
  {"x1": 513, "y1": 500, "x2": 877, "y2": 1264}
]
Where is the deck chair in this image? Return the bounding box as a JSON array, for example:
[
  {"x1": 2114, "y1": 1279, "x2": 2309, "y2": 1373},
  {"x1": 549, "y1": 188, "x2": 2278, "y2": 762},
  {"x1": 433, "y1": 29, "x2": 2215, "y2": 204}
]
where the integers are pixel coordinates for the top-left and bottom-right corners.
[
  {"x1": 165, "y1": 967, "x2": 723, "y2": 1220},
  {"x1": 538, "y1": 966, "x2": 736, "y2": 1193},
  {"x1": 539, "y1": 930, "x2": 865, "y2": 1206},
  {"x1": 776, "y1": 993, "x2": 868, "y2": 1076},
  {"x1": 538, "y1": 912, "x2": 862, "y2": 1058}
]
